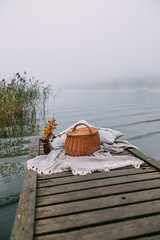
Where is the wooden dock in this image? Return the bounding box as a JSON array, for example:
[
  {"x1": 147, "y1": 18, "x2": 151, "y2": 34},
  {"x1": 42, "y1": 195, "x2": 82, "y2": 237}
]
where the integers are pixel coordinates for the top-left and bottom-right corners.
[{"x1": 11, "y1": 137, "x2": 160, "y2": 240}]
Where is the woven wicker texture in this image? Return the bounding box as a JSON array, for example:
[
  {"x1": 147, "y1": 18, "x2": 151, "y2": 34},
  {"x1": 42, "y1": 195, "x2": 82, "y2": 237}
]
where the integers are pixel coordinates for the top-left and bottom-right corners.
[{"x1": 65, "y1": 123, "x2": 100, "y2": 156}]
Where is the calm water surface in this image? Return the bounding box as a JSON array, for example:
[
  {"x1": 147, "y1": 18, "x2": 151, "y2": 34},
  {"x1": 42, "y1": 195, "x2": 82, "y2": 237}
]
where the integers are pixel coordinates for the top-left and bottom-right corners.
[{"x1": 0, "y1": 89, "x2": 160, "y2": 239}]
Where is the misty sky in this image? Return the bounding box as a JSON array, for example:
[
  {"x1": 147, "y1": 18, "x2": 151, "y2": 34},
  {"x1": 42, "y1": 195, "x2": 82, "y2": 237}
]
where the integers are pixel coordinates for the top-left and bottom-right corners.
[{"x1": 0, "y1": 0, "x2": 160, "y2": 87}]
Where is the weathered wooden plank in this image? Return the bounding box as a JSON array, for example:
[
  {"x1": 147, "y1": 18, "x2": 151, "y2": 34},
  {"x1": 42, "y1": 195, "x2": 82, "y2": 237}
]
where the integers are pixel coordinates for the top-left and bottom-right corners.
[
  {"x1": 34, "y1": 200, "x2": 160, "y2": 235},
  {"x1": 10, "y1": 137, "x2": 39, "y2": 240},
  {"x1": 36, "y1": 188, "x2": 160, "y2": 219},
  {"x1": 28, "y1": 137, "x2": 40, "y2": 159},
  {"x1": 37, "y1": 167, "x2": 157, "y2": 187},
  {"x1": 37, "y1": 172, "x2": 160, "y2": 196},
  {"x1": 34, "y1": 214, "x2": 160, "y2": 240},
  {"x1": 10, "y1": 170, "x2": 37, "y2": 240},
  {"x1": 36, "y1": 179, "x2": 160, "y2": 206},
  {"x1": 128, "y1": 148, "x2": 160, "y2": 171}
]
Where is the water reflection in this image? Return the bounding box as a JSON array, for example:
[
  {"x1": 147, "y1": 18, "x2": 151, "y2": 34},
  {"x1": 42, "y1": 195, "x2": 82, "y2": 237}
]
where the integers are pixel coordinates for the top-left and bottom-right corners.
[
  {"x1": 0, "y1": 155, "x2": 27, "y2": 206},
  {"x1": 0, "y1": 137, "x2": 31, "y2": 158},
  {"x1": 0, "y1": 193, "x2": 20, "y2": 207},
  {"x1": 0, "y1": 162, "x2": 24, "y2": 181},
  {"x1": 0, "y1": 152, "x2": 27, "y2": 240},
  {"x1": 0, "y1": 202, "x2": 18, "y2": 240}
]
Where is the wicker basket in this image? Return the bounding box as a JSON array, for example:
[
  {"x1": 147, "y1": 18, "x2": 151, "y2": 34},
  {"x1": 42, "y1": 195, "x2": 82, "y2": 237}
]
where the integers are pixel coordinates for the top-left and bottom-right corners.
[{"x1": 65, "y1": 123, "x2": 100, "y2": 156}]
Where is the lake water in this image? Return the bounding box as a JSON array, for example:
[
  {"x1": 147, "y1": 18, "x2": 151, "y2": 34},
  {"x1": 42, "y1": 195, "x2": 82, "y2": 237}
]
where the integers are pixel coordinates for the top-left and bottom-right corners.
[{"x1": 0, "y1": 88, "x2": 160, "y2": 239}]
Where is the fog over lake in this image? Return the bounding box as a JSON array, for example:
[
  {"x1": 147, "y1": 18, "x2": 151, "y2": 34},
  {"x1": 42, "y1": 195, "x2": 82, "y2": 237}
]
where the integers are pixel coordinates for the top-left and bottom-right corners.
[{"x1": 0, "y1": 0, "x2": 160, "y2": 88}]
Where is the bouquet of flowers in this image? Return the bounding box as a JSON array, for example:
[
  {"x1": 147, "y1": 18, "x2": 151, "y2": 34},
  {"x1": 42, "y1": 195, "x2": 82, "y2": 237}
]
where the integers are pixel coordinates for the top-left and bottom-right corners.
[
  {"x1": 42, "y1": 117, "x2": 57, "y2": 153},
  {"x1": 42, "y1": 117, "x2": 57, "y2": 141}
]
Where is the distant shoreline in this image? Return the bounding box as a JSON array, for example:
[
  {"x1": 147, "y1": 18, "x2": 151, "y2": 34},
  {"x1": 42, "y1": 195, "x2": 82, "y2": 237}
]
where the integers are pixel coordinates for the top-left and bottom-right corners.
[{"x1": 62, "y1": 79, "x2": 160, "y2": 90}]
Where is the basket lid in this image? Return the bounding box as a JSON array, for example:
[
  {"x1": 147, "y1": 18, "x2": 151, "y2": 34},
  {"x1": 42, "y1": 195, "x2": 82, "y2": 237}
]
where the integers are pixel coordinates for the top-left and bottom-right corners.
[{"x1": 67, "y1": 123, "x2": 98, "y2": 137}]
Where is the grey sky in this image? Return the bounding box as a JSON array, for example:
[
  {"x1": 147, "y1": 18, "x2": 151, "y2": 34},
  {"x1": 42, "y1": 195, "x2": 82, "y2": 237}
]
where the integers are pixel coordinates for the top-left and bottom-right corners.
[{"x1": 0, "y1": 0, "x2": 160, "y2": 87}]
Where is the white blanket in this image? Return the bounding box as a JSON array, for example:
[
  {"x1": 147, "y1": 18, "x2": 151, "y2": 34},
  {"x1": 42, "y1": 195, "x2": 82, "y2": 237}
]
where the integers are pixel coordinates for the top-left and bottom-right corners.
[{"x1": 27, "y1": 122, "x2": 144, "y2": 175}]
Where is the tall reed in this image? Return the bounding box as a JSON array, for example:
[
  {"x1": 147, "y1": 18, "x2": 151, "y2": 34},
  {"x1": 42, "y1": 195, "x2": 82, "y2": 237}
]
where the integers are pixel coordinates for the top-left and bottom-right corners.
[{"x1": 0, "y1": 72, "x2": 50, "y2": 139}]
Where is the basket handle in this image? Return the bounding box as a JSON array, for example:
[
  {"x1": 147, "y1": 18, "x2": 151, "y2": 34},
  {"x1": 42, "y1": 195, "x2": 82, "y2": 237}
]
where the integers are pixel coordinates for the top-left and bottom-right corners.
[{"x1": 72, "y1": 123, "x2": 93, "y2": 134}]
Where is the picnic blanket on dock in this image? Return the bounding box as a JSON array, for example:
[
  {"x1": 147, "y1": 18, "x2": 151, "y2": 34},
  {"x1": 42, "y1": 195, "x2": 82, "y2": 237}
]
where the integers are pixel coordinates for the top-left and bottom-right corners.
[{"x1": 27, "y1": 120, "x2": 144, "y2": 175}]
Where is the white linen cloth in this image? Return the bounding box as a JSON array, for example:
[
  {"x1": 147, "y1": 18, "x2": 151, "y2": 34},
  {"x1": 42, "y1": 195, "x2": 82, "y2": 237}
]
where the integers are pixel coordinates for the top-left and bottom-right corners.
[{"x1": 27, "y1": 121, "x2": 144, "y2": 175}]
